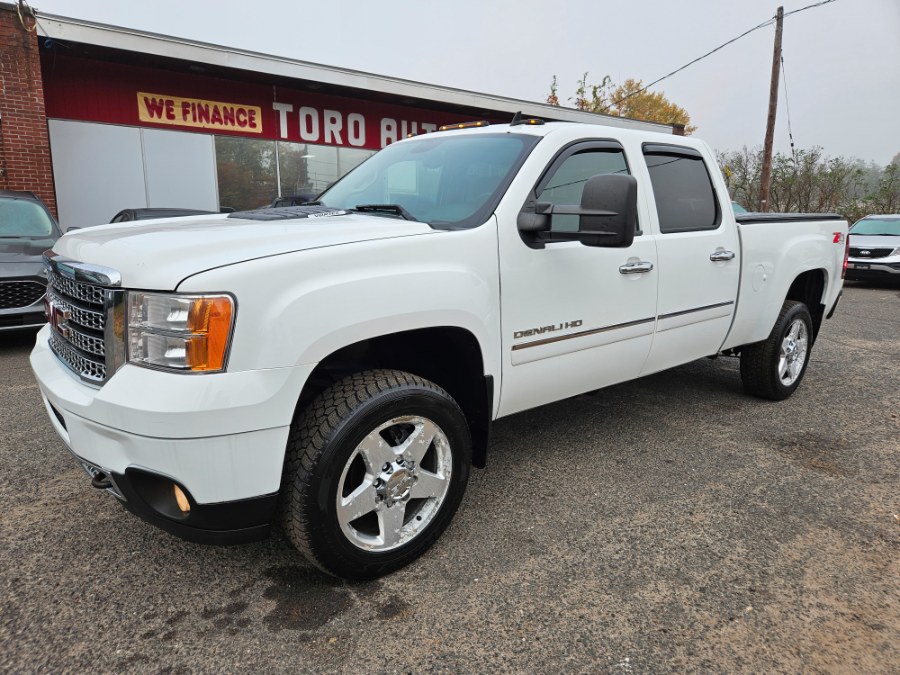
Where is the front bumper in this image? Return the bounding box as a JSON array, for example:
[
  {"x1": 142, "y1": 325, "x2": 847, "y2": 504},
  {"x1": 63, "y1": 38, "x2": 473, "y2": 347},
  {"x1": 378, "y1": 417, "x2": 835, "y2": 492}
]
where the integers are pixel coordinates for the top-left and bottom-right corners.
[
  {"x1": 73, "y1": 455, "x2": 278, "y2": 545},
  {"x1": 845, "y1": 258, "x2": 900, "y2": 280},
  {"x1": 30, "y1": 325, "x2": 314, "y2": 543}
]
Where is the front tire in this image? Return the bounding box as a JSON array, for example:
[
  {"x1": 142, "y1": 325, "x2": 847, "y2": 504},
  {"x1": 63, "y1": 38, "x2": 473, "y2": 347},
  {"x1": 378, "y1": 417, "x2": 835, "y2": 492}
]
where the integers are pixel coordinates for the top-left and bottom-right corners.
[
  {"x1": 280, "y1": 369, "x2": 471, "y2": 580},
  {"x1": 740, "y1": 299, "x2": 813, "y2": 401}
]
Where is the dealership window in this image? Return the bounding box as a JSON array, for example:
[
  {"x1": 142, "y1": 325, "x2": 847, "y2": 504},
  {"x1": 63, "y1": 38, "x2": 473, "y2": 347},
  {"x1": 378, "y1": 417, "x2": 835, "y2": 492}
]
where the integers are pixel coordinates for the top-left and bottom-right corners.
[
  {"x1": 277, "y1": 142, "x2": 314, "y2": 197},
  {"x1": 304, "y1": 145, "x2": 339, "y2": 193},
  {"x1": 216, "y1": 137, "x2": 376, "y2": 210},
  {"x1": 277, "y1": 143, "x2": 375, "y2": 200},
  {"x1": 215, "y1": 136, "x2": 278, "y2": 211},
  {"x1": 337, "y1": 147, "x2": 375, "y2": 176}
]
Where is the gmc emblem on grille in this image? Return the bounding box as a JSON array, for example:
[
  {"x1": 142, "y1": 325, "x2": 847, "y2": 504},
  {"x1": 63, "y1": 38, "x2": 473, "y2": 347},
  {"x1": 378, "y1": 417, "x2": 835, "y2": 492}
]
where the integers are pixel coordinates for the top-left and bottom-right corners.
[{"x1": 44, "y1": 298, "x2": 72, "y2": 339}]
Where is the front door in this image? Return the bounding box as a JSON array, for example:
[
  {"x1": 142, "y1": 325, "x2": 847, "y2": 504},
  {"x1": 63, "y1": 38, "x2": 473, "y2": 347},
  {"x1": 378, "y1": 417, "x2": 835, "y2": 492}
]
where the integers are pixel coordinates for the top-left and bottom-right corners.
[{"x1": 497, "y1": 141, "x2": 659, "y2": 417}]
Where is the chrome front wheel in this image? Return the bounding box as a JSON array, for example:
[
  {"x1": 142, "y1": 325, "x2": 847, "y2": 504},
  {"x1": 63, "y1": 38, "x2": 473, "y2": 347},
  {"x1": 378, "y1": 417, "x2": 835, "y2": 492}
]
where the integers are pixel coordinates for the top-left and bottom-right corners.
[
  {"x1": 336, "y1": 415, "x2": 453, "y2": 552},
  {"x1": 280, "y1": 370, "x2": 471, "y2": 580}
]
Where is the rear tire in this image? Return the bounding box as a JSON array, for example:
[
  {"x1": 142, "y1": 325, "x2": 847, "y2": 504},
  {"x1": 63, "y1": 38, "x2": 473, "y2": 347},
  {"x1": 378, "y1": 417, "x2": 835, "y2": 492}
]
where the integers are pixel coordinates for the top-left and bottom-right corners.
[
  {"x1": 740, "y1": 299, "x2": 813, "y2": 401},
  {"x1": 280, "y1": 369, "x2": 471, "y2": 580}
]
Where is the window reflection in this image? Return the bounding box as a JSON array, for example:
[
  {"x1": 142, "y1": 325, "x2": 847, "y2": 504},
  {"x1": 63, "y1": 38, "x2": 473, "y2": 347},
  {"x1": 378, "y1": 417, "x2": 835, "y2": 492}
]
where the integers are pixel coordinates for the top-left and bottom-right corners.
[
  {"x1": 216, "y1": 138, "x2": 377, "y2": 210},
  {"x1": 215, "y1": 136, "x2": 278, "y2": 211}
]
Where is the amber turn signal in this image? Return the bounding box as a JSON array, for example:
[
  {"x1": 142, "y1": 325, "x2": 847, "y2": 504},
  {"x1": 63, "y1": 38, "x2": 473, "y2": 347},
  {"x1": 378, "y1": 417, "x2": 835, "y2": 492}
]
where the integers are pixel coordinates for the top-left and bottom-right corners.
[{"x1": 173, "y1": 484, "x2": 191, "y2": 513}]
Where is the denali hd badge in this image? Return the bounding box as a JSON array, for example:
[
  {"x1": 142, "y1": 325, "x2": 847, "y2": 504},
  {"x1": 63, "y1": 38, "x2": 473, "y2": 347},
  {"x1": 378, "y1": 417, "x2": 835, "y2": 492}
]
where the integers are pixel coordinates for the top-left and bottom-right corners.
[{"x1": 514, "y1": 320, "x2": 583, "y2": 340}]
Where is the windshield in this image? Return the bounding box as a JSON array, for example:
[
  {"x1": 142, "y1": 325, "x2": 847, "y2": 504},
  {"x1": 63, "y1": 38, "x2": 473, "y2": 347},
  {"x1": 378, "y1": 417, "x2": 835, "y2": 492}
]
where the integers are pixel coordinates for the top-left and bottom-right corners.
[
  {"x1": 0, "y1": 198, "x2": 56, "y2": 237},
  {"x1": 850, "y1": 216, "x2": 900, "y2": 236},
  {"x1": 317, "y1": 133, "x2": 538, "y2": 228}
]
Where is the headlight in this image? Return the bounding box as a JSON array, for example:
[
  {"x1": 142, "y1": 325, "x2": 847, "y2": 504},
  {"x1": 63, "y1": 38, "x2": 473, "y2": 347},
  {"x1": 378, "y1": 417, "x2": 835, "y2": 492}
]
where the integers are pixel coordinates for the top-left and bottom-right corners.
[{"x1": 127, "y1": 292, "x2": 235, "y2": 373}]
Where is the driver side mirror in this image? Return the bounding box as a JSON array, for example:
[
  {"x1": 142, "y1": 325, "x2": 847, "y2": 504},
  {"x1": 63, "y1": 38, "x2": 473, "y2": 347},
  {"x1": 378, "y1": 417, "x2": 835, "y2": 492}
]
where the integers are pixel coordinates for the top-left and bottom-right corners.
[{"x1": 517, "y1": 173, "x2": 638, "y2": 248}]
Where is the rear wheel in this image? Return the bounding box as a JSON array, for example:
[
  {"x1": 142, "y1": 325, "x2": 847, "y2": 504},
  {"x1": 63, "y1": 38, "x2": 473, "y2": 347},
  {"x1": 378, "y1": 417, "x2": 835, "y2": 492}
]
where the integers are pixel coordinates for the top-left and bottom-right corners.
[
  {"x1": 280, "y1": 369, "x2": 471, "y2": 580},
  {"x1": 740, "y1": 299, "x2": 813, "y2": 400}
]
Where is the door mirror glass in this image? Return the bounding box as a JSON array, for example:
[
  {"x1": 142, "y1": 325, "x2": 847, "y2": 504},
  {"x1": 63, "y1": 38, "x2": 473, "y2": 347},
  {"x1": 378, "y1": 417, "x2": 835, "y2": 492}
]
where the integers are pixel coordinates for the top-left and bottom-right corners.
[{"x1": 578, "y1": 174, "x2": 637, "y2": 247}]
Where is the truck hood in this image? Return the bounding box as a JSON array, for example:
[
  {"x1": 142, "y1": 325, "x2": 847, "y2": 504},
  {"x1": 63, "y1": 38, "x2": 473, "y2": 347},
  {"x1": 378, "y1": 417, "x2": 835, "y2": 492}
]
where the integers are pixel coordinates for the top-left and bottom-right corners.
[{"x1": 52, "y1": 212, "x2": 437, "y2": 289}]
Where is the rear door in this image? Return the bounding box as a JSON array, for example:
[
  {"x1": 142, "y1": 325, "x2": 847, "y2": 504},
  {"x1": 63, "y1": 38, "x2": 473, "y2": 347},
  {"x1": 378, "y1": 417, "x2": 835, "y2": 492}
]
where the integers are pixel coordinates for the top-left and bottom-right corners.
[{"x1": 640, "y1": 143, "x2": 740, "y2": 375}]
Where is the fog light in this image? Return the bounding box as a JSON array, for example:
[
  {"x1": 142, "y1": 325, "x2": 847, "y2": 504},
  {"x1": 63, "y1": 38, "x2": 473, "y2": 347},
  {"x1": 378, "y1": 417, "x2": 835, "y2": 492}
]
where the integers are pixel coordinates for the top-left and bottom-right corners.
[{"x1": 173, "y1": 484, "x2": 191, "y2": 513}]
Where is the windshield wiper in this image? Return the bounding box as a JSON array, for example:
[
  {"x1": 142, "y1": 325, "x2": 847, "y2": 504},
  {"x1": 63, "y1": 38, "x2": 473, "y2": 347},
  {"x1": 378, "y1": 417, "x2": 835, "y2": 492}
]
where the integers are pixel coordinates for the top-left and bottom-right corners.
[{"x1": 353, "y1": 204, "x2": 418, "y2": 222}]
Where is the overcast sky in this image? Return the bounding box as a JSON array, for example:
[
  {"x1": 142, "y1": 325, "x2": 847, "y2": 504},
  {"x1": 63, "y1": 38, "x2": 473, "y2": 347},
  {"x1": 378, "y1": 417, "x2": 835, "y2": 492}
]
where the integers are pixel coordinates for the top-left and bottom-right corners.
[{"x1": 33, "y1": 0, "x2": 900, "y2": 165}]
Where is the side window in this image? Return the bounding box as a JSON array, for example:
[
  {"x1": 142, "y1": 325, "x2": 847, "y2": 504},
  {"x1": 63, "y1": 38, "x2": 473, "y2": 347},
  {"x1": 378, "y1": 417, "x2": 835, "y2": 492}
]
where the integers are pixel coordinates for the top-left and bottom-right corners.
[
  {"x1": 538, "y1": 150, "x2": 630, "y2": 233},
  {"x1": 644, "y1": 147, "x2": 720, "y2": 233}
]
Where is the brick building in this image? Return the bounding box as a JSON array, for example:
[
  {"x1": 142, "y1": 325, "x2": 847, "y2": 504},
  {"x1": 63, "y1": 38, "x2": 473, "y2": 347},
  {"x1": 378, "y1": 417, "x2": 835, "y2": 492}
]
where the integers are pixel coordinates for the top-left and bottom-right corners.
[
  {"x1": 0, "y1": 2, "x2": 672, "y2": 228},
  {"x1": 0, "y1": 2, "x2": 55, "y2": 213}
]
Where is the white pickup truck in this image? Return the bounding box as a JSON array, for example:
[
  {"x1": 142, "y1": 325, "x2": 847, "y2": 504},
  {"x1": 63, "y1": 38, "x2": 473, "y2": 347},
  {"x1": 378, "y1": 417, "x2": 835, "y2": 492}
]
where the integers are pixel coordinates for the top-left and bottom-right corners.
[{"x1": 31, "y1": 120, "x2": 848, "y2": 579}]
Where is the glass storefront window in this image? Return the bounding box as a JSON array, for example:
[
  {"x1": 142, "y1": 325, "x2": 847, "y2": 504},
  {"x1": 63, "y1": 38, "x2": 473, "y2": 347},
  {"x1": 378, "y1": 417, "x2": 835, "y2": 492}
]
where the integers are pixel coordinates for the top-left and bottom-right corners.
[
  {"x1": 215, "y1": 138, "x2": 378, "y2": 209},
  {"x1": 337, "y1": 147, "x2": 375, "y2": 176},
  {"x1": 215, "y1": 136, "x2": 277, "y2": 211},
  {"x1": 278, "y1": 142, "x2": 337, "y2": 197}
]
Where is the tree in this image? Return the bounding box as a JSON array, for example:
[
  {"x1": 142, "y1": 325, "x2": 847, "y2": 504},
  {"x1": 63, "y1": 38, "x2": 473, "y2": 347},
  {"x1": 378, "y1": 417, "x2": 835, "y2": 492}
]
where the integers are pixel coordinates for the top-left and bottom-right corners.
[
  {"x1": 717, "y1": 147, "x2": 899, "y2": 222},
  {"x1": 547, "y1": 73, "x2": 696, "y2": 133},
  {"x1": 870, "y1": 162, "x2": 899, "y2": 214}
]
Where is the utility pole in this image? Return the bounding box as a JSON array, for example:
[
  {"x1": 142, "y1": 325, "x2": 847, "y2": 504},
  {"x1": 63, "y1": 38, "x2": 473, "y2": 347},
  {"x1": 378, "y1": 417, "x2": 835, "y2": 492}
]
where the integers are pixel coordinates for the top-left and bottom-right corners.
[{"x1": 759, "y1": 6, "x2": 784, "y2": 212}]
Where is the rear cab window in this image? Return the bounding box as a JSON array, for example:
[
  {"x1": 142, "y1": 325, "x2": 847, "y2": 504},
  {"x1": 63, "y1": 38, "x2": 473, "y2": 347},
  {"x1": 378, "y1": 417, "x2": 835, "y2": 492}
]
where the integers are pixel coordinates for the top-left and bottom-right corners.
[{"x1": 643, "y1": 143, "x2": 720, "y2": 233}]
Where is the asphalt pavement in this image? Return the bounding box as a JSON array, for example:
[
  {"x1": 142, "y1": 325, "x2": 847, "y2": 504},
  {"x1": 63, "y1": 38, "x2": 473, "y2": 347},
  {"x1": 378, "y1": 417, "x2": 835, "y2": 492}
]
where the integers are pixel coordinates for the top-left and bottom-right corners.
[{"x1": 1, "y1": 281, "x2": 897, "y2": 673}]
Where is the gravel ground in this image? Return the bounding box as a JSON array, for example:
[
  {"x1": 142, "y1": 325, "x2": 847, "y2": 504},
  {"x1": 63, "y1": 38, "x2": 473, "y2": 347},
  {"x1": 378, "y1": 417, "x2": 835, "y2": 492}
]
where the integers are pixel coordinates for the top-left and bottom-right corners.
[{"x1": 1, "y1": 281, "x2": 897, "y2": 674}]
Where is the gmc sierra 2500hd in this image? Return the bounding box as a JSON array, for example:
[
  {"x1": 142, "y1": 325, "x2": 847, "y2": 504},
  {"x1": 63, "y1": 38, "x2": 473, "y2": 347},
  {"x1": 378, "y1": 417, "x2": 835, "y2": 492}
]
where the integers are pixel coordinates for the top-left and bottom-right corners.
[{"x1": 31, "y1": 120, "x2": 848, "y2": 579}]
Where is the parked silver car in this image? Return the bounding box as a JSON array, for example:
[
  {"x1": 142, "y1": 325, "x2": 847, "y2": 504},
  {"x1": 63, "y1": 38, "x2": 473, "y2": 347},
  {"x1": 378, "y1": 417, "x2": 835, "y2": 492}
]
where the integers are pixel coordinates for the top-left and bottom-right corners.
[
  {"x1": 0, "y1": 191, "x2": 60, "y2": 331},
  {"x1": 845, "y1": 214, "x2": 900, "y2": 281}
]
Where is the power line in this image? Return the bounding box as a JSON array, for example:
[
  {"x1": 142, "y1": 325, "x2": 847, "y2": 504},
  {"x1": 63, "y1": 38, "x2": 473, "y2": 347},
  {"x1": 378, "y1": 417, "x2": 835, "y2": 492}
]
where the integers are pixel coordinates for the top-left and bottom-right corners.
[
  {"x1": 782, "y1": 0, "x2": 839, "y2": 19},
  {"x1": 611, "y1": 0, "x2": 839, "y2": 107}
]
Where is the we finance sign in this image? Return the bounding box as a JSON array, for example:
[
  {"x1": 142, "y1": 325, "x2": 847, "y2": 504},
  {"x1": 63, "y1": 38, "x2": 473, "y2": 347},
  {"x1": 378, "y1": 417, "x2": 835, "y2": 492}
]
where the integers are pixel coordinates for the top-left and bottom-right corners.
[{"x1": 138, "y1": 93, "x2": 263, "y2": 133}]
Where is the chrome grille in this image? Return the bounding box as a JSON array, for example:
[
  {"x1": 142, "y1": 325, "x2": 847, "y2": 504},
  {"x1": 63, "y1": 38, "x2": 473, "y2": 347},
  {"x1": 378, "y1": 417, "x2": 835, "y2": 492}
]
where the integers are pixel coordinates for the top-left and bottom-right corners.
[
  {"x1": 49, "y1": 332, "x2": 106, "y2": 383},
  {"x1": 44, "y1": 254, "x2": 124, "y2": 386},
  {"x1": 0, "y1": 280, "x2": 46, "y2": 309},
  {"x1": 61, "y1": 322, "x2": 105, "y2": 357},
  {"x1": 46, "y1": 291, "x2": 105, "y2": 331},
  {"x1": 47, "y1": 270, "x2": 106, "y2": 305}
]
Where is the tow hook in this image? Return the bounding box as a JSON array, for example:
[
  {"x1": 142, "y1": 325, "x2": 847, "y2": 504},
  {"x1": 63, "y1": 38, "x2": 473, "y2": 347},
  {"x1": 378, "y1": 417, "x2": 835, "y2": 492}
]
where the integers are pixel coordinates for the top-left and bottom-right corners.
[{"x1": 91, "y1": 472, "x2": 113, "y2": 490}]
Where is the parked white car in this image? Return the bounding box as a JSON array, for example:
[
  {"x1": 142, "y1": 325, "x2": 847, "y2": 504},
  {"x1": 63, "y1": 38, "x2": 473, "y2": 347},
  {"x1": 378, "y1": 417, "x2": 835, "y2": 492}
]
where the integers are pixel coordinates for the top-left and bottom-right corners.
[
  {"x1": 31, "y1": 121, "x2": 848, "y2": 579},
  {"x1": 845, "y1": 214, "x2": 900, "y2": 281}
]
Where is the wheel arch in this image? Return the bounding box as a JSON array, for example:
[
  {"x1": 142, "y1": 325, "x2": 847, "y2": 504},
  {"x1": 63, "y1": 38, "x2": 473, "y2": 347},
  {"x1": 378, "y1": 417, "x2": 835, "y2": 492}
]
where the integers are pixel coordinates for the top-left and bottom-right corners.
[
  {"x1": 295, "y1": 326, "x2": 493, "y2": 468},
  {"x1": 785, "y1": 268, "x2": 827, "y2": 341}
]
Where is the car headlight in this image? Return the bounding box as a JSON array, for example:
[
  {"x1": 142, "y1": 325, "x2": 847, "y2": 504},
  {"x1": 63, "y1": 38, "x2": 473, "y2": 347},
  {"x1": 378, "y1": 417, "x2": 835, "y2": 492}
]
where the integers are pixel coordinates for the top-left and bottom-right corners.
[{"x1": 127, "y1": 292, "x2": 235, "y2": 373}]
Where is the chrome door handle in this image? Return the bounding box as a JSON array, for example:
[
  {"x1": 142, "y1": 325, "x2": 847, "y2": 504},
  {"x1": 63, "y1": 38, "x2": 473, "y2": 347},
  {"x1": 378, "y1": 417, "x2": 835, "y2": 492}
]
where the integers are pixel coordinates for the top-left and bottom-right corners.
[
  {"x1": 710, "y1": 250, "x2": 736, "y2": 262},
  {"x1": 619, "y1": 261, "x2": 654, "y2": 274}
]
